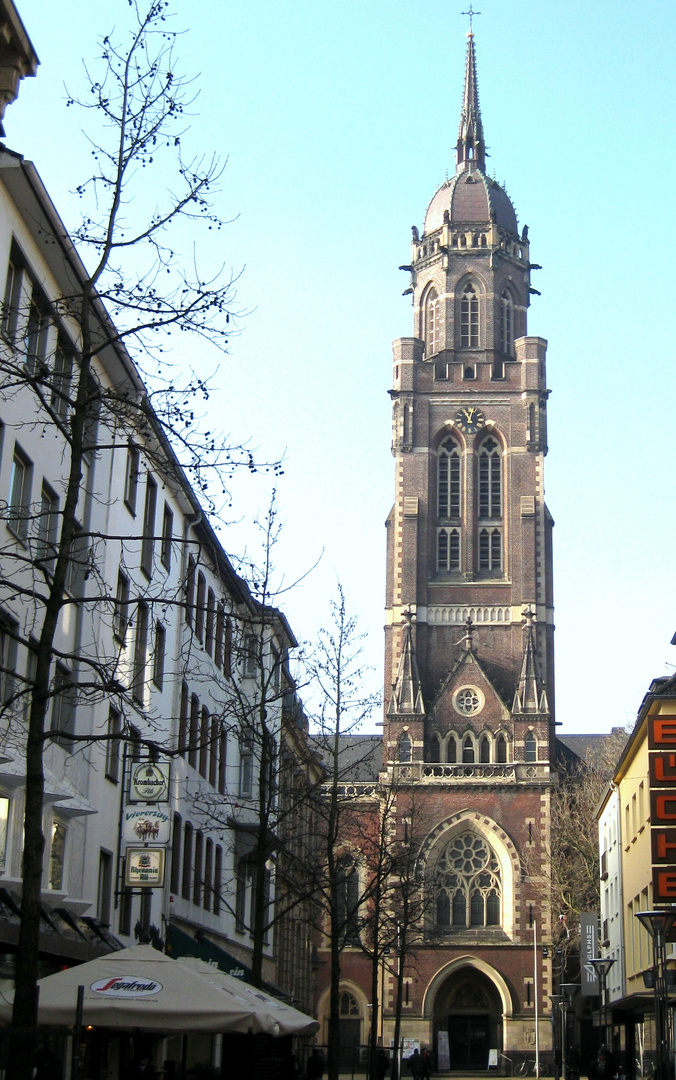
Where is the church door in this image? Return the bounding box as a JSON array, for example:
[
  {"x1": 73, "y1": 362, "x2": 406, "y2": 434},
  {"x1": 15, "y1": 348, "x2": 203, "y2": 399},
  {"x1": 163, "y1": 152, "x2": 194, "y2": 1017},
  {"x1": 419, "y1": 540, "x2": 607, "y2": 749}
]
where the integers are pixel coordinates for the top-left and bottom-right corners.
[{"x1": 448, "y1": 1014, "x2": 490, "y2": 1070}]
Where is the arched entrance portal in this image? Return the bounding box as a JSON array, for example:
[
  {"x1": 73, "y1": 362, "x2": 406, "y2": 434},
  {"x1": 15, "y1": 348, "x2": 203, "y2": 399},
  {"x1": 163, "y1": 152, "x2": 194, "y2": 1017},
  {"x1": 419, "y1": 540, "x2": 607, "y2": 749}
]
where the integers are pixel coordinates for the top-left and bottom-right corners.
[{"x1": 433, "y1": 968, "x2": 503, "y2": 1071}]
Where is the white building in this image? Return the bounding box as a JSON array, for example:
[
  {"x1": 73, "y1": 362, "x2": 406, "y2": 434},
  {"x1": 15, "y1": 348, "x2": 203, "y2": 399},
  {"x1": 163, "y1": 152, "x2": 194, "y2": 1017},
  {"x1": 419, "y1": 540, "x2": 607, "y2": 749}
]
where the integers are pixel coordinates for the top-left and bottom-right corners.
[{"x1": 0, "y1": 0, "x2": 294, "y2": 989}]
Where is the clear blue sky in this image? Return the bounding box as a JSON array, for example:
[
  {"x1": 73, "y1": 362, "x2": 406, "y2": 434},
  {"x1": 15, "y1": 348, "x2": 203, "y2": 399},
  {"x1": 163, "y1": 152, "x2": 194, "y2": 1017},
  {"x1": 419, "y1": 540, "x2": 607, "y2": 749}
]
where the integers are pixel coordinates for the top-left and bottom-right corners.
[{"x1": 9, "y1": 0, "x2": 676, "y2": 734}]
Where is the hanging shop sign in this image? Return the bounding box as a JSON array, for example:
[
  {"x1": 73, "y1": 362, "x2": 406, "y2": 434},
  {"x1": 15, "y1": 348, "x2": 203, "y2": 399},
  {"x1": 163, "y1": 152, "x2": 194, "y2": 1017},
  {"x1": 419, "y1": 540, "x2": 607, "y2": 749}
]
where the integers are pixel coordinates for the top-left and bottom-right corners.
[
  {"x1": 123, "y1": 806, "x2": 171, "y2": 845},
  {"x1": 580, "y1": 911, "x2": 599, "y2": 996},
  {"x1": 128, "y1": 761, "x2": 171, "y2": 803},
  {"x1": 125, "y1": 847, "x2": 166, "y2": 887}
]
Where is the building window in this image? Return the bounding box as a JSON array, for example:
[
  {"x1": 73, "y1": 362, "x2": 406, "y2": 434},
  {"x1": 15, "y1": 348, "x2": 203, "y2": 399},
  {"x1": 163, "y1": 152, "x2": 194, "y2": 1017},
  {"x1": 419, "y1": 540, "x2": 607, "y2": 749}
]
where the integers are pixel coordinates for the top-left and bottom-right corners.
[
  {"x1": 188, "y1": 693, "x2": 199, "y2": 769},
  {"x1": 460, "y1": 282, "x2": 479, "y2": 348},
  {"x1": 178, "y1": 682, "x2": 189, "y2": 754},
  {"x1": 170, "y1": 813, "x2": 182, "y2": 895},
  {"x1": 398, "y1": 733, "x2": 412, "y2": 763},
  {"x1": 98, "y1": 849, "x2": 113, "y2": 926},
  {"x1": 215, "y1": 604, "x2": 224, "y2": 668},
  {"x1": 478, "y1": 438, "x2": 502, "y2": 518},
  {"x1": 52, "y1": 663, "x2": 75, "y2": 739},
  {"x1": 239, "y1": 736, "x2": 253, "y2": 797},
  {"x1": 160, "y1": 503, "x2": 173, "y2": 570},
  {"x1": 434, "y1": 831, "x2": 501, "y2": 930},
  {"x1": 36, "y1": 483, "x2": 59, "y2": 573},
  {"x1": 23, "y1": 287, "x2": 50, "y2": 377},
  {"x1": 119, "y1": 857, "x2": 133, "y2": 935},
  {"x1": 480, "y1": 736, "x2": 490, "y2": 763},
  {"x1": 185, "y1": 555, "x2": 196, "y2": 626},
  {"x1": 235, "y1": 859, "x2": 248, "y2": 932},
  {"x1": 438, "y1": 438, "x2": 461, "y2": 519},
  {"x1": 525, "y1": 731, "x2": 537, "y2": 762},
  {"x1": 114, "y1": 572, "x2": 130, "y2": 643},
  {"x1": 51, "y1": 337, "x2": 73, "y2": 421},
  {"x1": 478, "y1": 527, "x2": 502, "y2": 573},
  {"x1": 204, "y1": 837, "x2": 213, "y2": 911},
  {"x1": 205, "y1": 588, "x2": 215, "y2": 656},
  {"x1": 8, "y1": 445, "x2": 32, "y2": 540},
  {"x1": 0, "y1": 616, "x2": 18, "y2": 705},
  {"x1": 209, "y1": 715, "x2": 219, "y2": 788},
  {"x1": 462, "y1": 736, "x2": 475, "y2": 764},
  {"x1": 152, "y1": 621, "x2": 165, "y2": 689},
  {"x1": 193, "y1": 830, "x2": 203, "y2": 906},
  {"x1": 105, "y1": 707, "x2": 123, "y2": 782},
  {"x1": 224, "y1": 616, "x2": 233, "y2": 679},
  {"x1": 429, "y1": 735, "x2": 441, "y2": 763},
  {"x1": 140, "y1": 474, "x2": 157, "y2": 578},
  {"x1": 124, "y1": 444, "x2": 141, "y2": 515},
  {"x1": 336, "y1": 856, "x2": 360, "y2": 946},
  {"x1": 2, "y1": 253, "x2": 22, "y2": 339},
  {"x1": 218, "y1": 730, "x2": 228, "y2": 794},
  {"x1": 49, "y1": 820, "x2": 67, "y2": 891},
  {"x1": 199, "y1": 706, "x2": 209, "y2": 778},
  {"x1": 243, "y1": 633, "x2": 257, "y2": 677},
  {"x1": 132, "y1": 601, "x2": 149, "y2": 705},
  {"x1": 181, "y1": 823, "x2": 193, "y2": 901},
  {"x1": 499, "y1": 290, "x2": 514, "y2": 355},
  {"x1": 478, "y1": 437, "x2": 502, "y2": 573},
  {"x1": 424, "y1": 286, "x2": 440, "y2": 355},
  {"x1": 195, "y1": 572, "x2": 206, "y2": 643},
  {"x1": 437, "y1": 528, "x2": 461, "y2": 572},
  {"x1": 214, "y1": 845, "x2": 222, "y2": 915},
  {"x1": 496, "y1": 735, "x2": 507, "y2": 763}
]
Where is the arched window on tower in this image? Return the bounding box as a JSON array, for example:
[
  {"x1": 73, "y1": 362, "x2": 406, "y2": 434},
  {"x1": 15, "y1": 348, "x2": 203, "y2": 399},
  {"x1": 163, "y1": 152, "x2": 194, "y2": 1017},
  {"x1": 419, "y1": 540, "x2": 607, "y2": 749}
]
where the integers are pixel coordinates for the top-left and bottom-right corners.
[
  {"x1": 525, "y1": 732, "x2": 537, "y2": 763},
  {"x1": 480, "y1": 736, "x2": 490, "y2": 763},
  {"x1": 437, "y1": 438, "x2": 462, "y2": 573},
  {"x1": 460, "y1": 282, "x2": 479, "y2": 348},
  {"x1": 462, "y1": 736, "x2": 475, "y2": 764},
  {"x1": 499, "y1": 290, "x2": 514, "y2": 355},
  {"x1": 434, "y1": 831, "x2": 502, "y2": 931},
  {"x1": 447, "y1": 736, "x2": 458, "y2": 763},
  {"x1": 398, "y1": 732, "x2": 412, "y2": 763},
  {"x1": 477, "y1": 437, "x2": 503, "y2": 575},
  {"x1": 496, "y1": 735, "x2": 507, "y2": 763},
  {"x1": 423, "y1": 286, "x2": 440, "y2": 356}
]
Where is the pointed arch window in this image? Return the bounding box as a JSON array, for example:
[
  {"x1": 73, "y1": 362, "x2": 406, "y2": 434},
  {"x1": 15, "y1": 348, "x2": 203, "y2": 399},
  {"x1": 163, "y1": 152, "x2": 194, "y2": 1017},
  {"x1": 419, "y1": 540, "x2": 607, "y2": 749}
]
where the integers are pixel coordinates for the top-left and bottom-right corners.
[
  {"x1": 480, "y1": 736, "x2": 490, "y2": 763},
  {"x1": 478, "y1": 528, "x2": 502, "y2": 573},
  {"x1": 336, "y1": 856, "x2": 360, "y2": 946},
  {"x1": 437, "y1": 528, "x2": 461, "y2": 573},
  {"x1": 460, "y1": 283, "x2": 479, "y2": 348},
  {"x1": 478, "y1": 437, "x2": 503, "y2": 574},
  {"x1": 434, "y1": 832, "x2": 502, "y2": 930},
  {"x1": 398, "y1": 732, "x2": 412, "y2": 763},
  {"x1": 438, "y1": 438, "x2": 461, "y2": 519},
  {"x1": 499, "y1": 290, "x2": 514, "y2": 355},
  {"x1": 447, "y1": 736, "x2": 458, "y2": 764},
  {"x1": 429, "y1": 734, "x2": 441, "y2": 763},
  {"x1": 424, "y1": 287, "x2": 440, "y2": 356},
  {"x1": 496, "y1": 735, "x2": 507, "y2": 763},
  {"x1": 462, "y1": 736, "x2": 475, "y2": 764},
  {"x1": 525, "y1": 732, "x2": 537, "y2": 763}
]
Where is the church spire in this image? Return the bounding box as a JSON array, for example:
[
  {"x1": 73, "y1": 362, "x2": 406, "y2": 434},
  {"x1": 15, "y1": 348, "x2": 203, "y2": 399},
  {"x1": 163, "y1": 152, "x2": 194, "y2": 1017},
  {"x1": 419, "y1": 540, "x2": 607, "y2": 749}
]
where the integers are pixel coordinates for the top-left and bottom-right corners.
[
  {"x1": 456, "y1": 28, "x2": 485, "y2": 173},
  {"x1": 388, "y1": 608, "x2": 425, "y2": 716},
  {"x1": 512, "y1": 607, "x2": 549, "y2": 715}
]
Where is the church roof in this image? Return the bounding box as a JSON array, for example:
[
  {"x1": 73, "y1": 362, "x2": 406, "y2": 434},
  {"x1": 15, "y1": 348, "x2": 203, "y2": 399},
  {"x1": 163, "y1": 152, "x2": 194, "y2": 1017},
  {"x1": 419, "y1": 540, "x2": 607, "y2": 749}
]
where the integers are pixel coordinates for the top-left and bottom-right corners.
[{"x1": 422, "y1": 30, "x2": 518, "y2": 237}]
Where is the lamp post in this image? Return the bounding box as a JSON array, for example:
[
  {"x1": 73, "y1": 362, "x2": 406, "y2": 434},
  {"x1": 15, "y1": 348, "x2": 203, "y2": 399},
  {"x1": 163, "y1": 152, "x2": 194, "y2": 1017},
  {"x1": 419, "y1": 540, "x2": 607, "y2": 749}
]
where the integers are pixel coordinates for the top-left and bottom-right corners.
[
  {"x1": 635, "y1": 910, "x2": 676, "y2": 1080},
  {"x1": 589, "y1": 957, "x2": 616, "y2": 1053},
  {"x1": 560, "y1": 983, "x2": 578, "y2": 1080},
  {"x1": 549, "y1": 995, "x2": 563, "y2": 1080}
]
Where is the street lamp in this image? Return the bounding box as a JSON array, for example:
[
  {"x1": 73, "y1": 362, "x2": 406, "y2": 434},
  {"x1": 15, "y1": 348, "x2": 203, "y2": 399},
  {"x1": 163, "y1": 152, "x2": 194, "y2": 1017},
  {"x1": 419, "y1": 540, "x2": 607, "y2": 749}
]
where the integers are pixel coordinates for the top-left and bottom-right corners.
[
  {"x1": 560, "y1": 983, "x2": 578, "y2": 1080},
  {"x1": 589, "y1": 957, "x2": 616, "y2": 1053},
  {"x1": 635, "y1": 909, "x2": 676, "y2": 1080}
]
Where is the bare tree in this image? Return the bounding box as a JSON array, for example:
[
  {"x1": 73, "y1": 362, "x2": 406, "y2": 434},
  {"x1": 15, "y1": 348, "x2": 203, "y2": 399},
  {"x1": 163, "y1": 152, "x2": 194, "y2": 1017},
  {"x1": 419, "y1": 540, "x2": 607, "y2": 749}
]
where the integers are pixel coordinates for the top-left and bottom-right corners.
[
  {"x1": 304, "y1": 586, "x2": 381, "y2": 1080},
  {"x1": 0, "y1": 6, "x2": 277, "y2": 1078}
]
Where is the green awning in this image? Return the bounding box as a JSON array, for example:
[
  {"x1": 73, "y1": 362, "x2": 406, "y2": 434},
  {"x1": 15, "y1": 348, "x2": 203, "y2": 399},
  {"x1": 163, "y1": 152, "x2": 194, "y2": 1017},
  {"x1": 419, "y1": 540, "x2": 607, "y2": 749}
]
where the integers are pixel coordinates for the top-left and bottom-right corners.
[{"x1": 166, "y1": 922, "x2": 252, "y2": 981}]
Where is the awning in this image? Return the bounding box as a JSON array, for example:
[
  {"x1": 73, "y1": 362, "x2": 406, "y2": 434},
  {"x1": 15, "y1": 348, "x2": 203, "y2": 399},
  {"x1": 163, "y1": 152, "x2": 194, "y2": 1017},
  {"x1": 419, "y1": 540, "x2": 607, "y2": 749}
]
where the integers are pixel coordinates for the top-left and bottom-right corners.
[{"x1": 166, "y1": 922, "x2": 252, "y2": 980}]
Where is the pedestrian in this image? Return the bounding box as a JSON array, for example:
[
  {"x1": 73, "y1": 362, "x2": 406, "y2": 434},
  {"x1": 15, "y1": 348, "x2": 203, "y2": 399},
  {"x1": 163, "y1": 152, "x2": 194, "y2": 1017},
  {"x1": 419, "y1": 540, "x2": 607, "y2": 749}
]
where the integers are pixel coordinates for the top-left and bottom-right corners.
[
  {"x1": 129, "y1": 1054, "x2": 157, "y2": 1080},
  {"x1": 421, "y1": 1047, "x2": 432, "y2": 1079},
  {"x1": 595, "y1": 1046, "x2": 617, "y2": 1080},
  {"x1": 407, "y1": 1049, "x2": 424, "y2": 1078},
  {"x1": 307, "y1": 1048, "x2": 325, "y2": 1080}
]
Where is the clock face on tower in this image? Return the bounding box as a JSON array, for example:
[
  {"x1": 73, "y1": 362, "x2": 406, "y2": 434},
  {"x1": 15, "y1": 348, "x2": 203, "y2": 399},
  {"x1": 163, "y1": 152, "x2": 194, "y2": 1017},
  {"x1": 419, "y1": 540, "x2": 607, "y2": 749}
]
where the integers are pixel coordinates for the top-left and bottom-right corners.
[{"x1": 454, "y1": 406, "x2": 486, "y2": 434}]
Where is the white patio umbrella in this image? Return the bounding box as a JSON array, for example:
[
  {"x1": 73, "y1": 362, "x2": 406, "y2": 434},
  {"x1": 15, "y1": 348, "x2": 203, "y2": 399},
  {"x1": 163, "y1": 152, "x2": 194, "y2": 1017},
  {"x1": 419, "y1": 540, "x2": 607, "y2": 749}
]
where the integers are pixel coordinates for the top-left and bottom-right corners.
[
  {"x1": 0, "y1": 944, "x2": 264, "y2": 1033},
  {"x1": 175, "y1": 956, "x2": 319, "y2": 1036}
]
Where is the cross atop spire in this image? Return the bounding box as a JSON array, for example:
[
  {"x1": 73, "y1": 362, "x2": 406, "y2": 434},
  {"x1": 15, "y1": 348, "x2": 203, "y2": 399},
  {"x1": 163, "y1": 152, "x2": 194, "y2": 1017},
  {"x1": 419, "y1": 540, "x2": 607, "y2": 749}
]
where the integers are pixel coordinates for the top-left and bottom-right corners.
[
  {"x1": 461, "y1": 4, "x2": 481, "y2": 35},
  {"x1": 456, "y1": 23, "x2": 485, "y2": 173}
]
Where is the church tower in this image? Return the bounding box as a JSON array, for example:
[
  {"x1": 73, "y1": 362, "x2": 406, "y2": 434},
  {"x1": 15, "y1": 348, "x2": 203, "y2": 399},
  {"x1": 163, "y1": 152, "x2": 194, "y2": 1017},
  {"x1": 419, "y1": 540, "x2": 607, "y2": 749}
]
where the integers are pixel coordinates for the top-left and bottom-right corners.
[
  {"x1": 385, "y1": 25, "x2": 554, "y2": 765},
  {"x1": 381, "y1": 26, "x2": 555, "y2": 1066}
]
